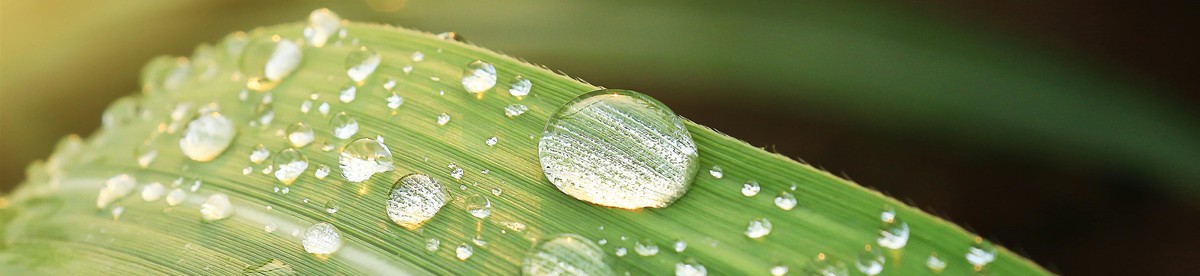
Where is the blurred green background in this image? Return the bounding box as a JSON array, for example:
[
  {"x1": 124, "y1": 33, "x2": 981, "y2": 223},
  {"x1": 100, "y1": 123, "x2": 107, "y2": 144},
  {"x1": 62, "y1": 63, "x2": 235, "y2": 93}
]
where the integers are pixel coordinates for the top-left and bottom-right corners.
[{"x1": 2, "y1": 0, "x2": 1198, "y2": 274}]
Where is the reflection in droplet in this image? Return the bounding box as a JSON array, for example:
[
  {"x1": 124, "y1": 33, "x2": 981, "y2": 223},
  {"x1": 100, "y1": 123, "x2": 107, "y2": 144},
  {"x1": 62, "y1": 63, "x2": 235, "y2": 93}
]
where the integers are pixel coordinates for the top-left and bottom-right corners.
[{"x1": 302, "y1": 222, "x2": 342, "y2": 255}]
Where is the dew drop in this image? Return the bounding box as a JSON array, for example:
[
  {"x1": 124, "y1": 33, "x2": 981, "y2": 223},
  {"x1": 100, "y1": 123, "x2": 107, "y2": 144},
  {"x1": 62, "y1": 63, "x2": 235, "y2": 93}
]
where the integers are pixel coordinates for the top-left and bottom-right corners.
[
  {"x1": 437, "y1": 32, "x2": 464, "y2": 41},
  {"x1": 102, "y1": 97, "x2": 138, "y2": 128},
  {"x1": 436, "y1": 113, "x2": 451, "y2": 126},
  {"x1": 387, "y1": 93, "x2": 404, "y2": 109},
  {"x1": 402, "y1": 65, "x2": 413, "y2": 75},
  {"x1": 383, "y1": 78, "x2": 397, "y2": 90},
  {"x1": 461, "y1": 60, "x2": 497, "y2": 94},
  {"x1": 965, "y1": 240, "x2": 997, "y2": 269},
  {"x1": 302, "y1": 222, "x2": 342, "y2": 255},
  {"x1": 200, "y1": 193, "x2": 235, "y2": 221},
  {"x1": 286, "y1": 122, "x2": 315, "y2": 148},
  {"x1": 331, "y1": 112, "x2": 359, "y2": 139},
  {"x1": 180, "y1": 112, "x2": 236, "y2": 162},
  {"x1": 301, "y1": 100, "x2": 312, "y2": 113},
  {"x1": 345, "y1": 47, "x2": 381, "y2": 83},
  {"x1": 466, "y1": 194, "x2": 492, "y2": 219},
  {"x1": 98, "y1": 174, "x2": 136, "y2": 208},
  {"x1": 877, "y1": 220, "x2": 910, "y2": 250},
  {"x1": 339, "y1": 138, "x2": 395, "y2": 182},
  {"x1": 111, "y1": 206, "x2": 125, "y2": 220},
  {"x1": 264, "y1": 223, "x2": 278, "y2": 233},
  {"x1": 303, "y1": 8, "x2": 341, "y2": 47},
  {"x1": 240, "y1": 37, "x2": 302, "y2": 91},
  {"x1": 809, "y1": 255, "x2": 848, "y2": 276},
  {"x1": 386, "y1": 173, "x2": 449, "y2": 229},
  {"x1": 249, "y1": 144, "x2": 270, "y2": 164},
  {"x1": 273, "y1": 148, "x2": 309, "y2": 185},
  {"x1": 315, "y1": 164, "x2": 331, "y2": 180},
  {"x1": 449, "y1": 165, "x2": 464, "y2": 180},
  {"x1": 673, "y1": 240, "x2": 687, "y2": 252},
  {"x1": 675, "y1": 259, "x2": 707, "y2": 276},
  {"x1": 855, "y1": 245, "x2": 885, "y2": 276},
  {"x1": 324, "y1": 200, "x2": 339, "y2": 214},
  {"x1": 135, "y1": 139, "x2": 157, "y2": 168},
  {"x1": 708, "y1": 165, "x2": 723, "y2": 179},
  {"x1": 745, "y1": 217, "x2": 772, "y2": 239},
  {"x1": 166, "y1": 188, "x2": 186, "y2": 206},
  {"x1": 142, "y1": 182, "x2": 164, "y2": 202},
  {"x1": 634, "y1": 239, "x2": 659, "y2": 256},
  {"x1": 456, "y1": 243, "x2": 474, "y2": 261},
  {"x1": 504, "y1": 104, "x2": 528, "y2": 118},
  {"x1": 522, "y1": 234, "x2": 613, "y2": 276},
  {"x1": 538, "y1": 89, "x2": 699, "y2": 209},
  {"x1": 926, "y1": 253, "x2": 947, "y2": 273},
  {"x1": 741, "y1": 180, "x2": 761, "y2": 197},
  {"x1": 411, "y1": 51, "x2": 425, "y2": 62},
  {"x1": 426, "y1": 238, "x2": 441, "y2": 252},
  {"x1": 491, "y1": 187, "x2": 502, "y2": 196},
  {"x1": 880, "y1": 208, "x2": 896, "y2": 224},
  {"x1": 770, "y1": 265, "x2": 789, "y2": 276},
  {"x1": 318, "y1": 102, "x2": 331, "y2": 116},
  {"x1": 614, "y1": 247, "x2": 626, "y2": 257},
  {"x1": 774, "y1": 192, "x2": 797, "y2": 210},
  {"x1": 485, "y1": 136, "x2": 498, "y2": 147},
  {"x1": 339, "y1": 85, "x2": 357, "y2": 103},
  {"x1": 508, "y1": 75, "x2": 532, "y2": 97}
]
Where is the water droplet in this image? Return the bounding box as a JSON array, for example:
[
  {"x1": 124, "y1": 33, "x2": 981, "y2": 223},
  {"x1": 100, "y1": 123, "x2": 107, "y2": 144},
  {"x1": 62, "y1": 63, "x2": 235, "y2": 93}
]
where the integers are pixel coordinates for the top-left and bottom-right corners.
[
  {"x1": 97, "y1": 174, "x2": 136, "y2": 208},
  {"x1": 302, "y1": 222, "x2": 342, "y2": 255},
  {"x1": 503, "y1": 221, "x2": 526, "y2": 232},
  {"x1": 345, "y1": 47, "x2": 381, "y2": 83},
  {"x1": 437, "y1": 32, "x2": 464, "y2": 41},
  {"x1": 880, "y1": 208, "x2": 896, "y2": 224},
  {"x1": 273, "y1": 148, "x2": 309, "y2": 185},
  {"x1": 264, "y1": 223, "x2": 278, "y2": 233},
  {"x1": 135, "y1": 138, "x2": 157, "y2": 168},
  {"x1": 538, "y1": 89, "x2": 699, "y2": 209},
  {"x1": 926, "y1": 253, "x2": 947, "y2": 273},
  {"x1": 504, "y1": 104, "x2": 529, "y2": 118},
  {"x1": 339, "y1": 138, "x2": 395, "y2": 182},
  {"x1": 877, "y1": 220, "x2": 910, "y2": 250},
  {"x1": 508, "y1": 75, "x2": 532, "y2": 97},
  {"x1": 386, "y1": 173, "x2": 449, "y2": 229},
  {"x1": 436, "y1": 113, "x2": 451, "y2": 126},
  {"x1": 855, "y1": 245, "x2": 885, "y2": 276},
  {"x1": 491, "y1": 187, "x2": 502, "y2": 196},
  {"x1": 673, "y1": 240, "x2": 687, "y2": 252},
  {"x1": 522, "y1": 234, "x2": 613, "y2": 276},
  {"x1": 411, "y1": 51, "x2": 425, "y2": 62},
  {"x1": 339, "y1": 85, "x2": 357, "y2": 103},
  {"x1": 675, "y1": 259, "x2": 707, "y2": 276},
  {"x1": 249, "y1": 144, "x2": 270, "y2": 164},
  {"x1": 614, "y1": 247, "x2": 627, "y2": 257},
  {"x1": 449, "y1": 165, "x2": 464, "y2": 180},
  {"x1": 456, "y1": 243, "x2": 474, "y2": 261},
  {"x1": 402, "y1": 65, "x2": 413, "y2": 75},
  {"x1": 708, "y1": 165, "x2": 723, "y2": 179},
  {"x1": 315, "y1": 164, "x2": 331, "y2": 180},
  {"x1": 303, "y1": 8, "x2": 341, "y2": 47},
  {"x1": 597, "y1": 239, "x2": 607, "y2": 245},
  {"x1": 387, "y1": 93, "x2": 404, "y2": 109},
  {"x1": 774, "y1": 192, "x2": 797, "y2": 210},
  {"x1": 741, "y1": 180, "x2": 761, "y2": 197},
  {"x1": 318, "y1": 102, "x2": 331, "y2": 116},
  {"x1": 770, "y1": 265, "x2": 789, "y2": 276},
  {"x1": 190, "y1": 179, "x2": 202, "y2": 192},
  {"x1": 286, "y1": 122, "x2": 314, "y2": 148},
  {"x1": 281, "y1": 187, "x2": 289, "y2": 194},
  {"x1": 241, "y1": 37, "x2": 302, "y2": 91},
  {"x1": 745, "y1": 217, "x2": 772, "y2": 239},
  {"x1": 141, "y1": 182, "x2": 164, "y2": 202},
  {"x1": 331, "y1": 112, "x2": 359, "y2": 139},
  {"x1": 324, "y1": 200, "x2": 339, "y2": 214},
  {"x1": 200, "y1": 193, "x2": 235, "y2": 221},
  {"x1": 466, "y1": 194, "x2": 492, "y2": 219},
  {"x1": 965, "y1": 240, "x2": 997, "y2": 269},
  {"x1": 426, "y1": 238, "x2": 441, "y2": 252},
  {"x1": 180, "y1": 112, "x2": 236, "y2": 162},
  {"x1": 485, "y1": 136, "x2": 498, "y2": 147},
  {"x1": 634, "y1": 239, "x2": 659, "y2": 256},
  {"x1": 809, "y1": 255, "x2": 848, "y2": 276},
  {"x1": 383, "y1": 78, "x2": 397, "y2": 90},
  {"x1": 166, "y1": 188, "x2": 186, "y2": 206},
  {"x1": 301, "y1": 100, "x2": 312, "y2": 113},
  {"x1": 461, "y1": 60, "x2": 497, "y2": 93},
  {"x1": 111, "y1": 206, "x2": 125, "y2": 220}
]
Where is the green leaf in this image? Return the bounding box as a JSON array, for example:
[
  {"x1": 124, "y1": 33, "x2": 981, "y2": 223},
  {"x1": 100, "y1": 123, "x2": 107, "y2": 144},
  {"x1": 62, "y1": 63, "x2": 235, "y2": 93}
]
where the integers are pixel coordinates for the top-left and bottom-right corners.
[{"x1": 1, "y1": 15, "x2": 1048, "y2": 275}]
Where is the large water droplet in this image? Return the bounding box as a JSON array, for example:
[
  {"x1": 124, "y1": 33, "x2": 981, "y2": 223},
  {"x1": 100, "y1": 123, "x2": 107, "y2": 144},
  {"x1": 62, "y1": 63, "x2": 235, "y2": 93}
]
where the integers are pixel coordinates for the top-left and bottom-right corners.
[
  {"x1": 538, "y1": 89, "x2": 699, "y2": 209},
  {"x1": 180, "y1": 112, "x2": 236, "y2": 162},
  {"x1": 855, "y1": 245, "x2": 885, "y2": 276},
  {"x1": 461, "y1": 60, "x2": 497, "y2": 94},
  {"x1": 241, "y1": 37, "x2": 302, "y2": 91},
  {"x1": 339, "y1": 138, "x2": 395, "y2": 182},
  {"x1": 331, "y1": 112, "x2": 359, "y2": 139},
  {"x1": 287, "y1": 122, "x2": 315, "y2": 148},
  {"x1": 273, "y1": 148, "x2": 309, "y2": 185},
  {"x1": 200, "y1": 193, "x2": 235, "y2": 221},
  {"x1": 456, "y1": 243, "x2": 474, "y2": 261},
  {"x1": 386, "y1": 173, "x2": 449, "y2": 229},
  {"x1": 302, "y1": 222, "x2": 342, "y2": 255},
  {"x1": 97, "y1": 174, "x2": 136, "y2": 208},
  {"x1": 508, "y1": 75, "x2": 532, "y2": 97},
  {"x1": 303, "y1": 8, "x2": 341, "y2": 47},
  {"x1": 745, "y1": 217, "x2": 772, "y2": 239},
  {"x1": 741, "y1": 180, "x2": 761, "y2": 197},
  {"x1": 522, "y1": 234, "x2": 614, "y2": 276},
  {"x1": 675, "y1": 259, "x2": 707, "y2": 276},
  {"x1": 346, "y1": 47, "x2": 381, "y2": 83},
  {"x1": 141, "y1": 182, "x2": 164, "y2": 202},
  {"x1": 466, "y1": 194, "x2": 492, "y2": 219}
]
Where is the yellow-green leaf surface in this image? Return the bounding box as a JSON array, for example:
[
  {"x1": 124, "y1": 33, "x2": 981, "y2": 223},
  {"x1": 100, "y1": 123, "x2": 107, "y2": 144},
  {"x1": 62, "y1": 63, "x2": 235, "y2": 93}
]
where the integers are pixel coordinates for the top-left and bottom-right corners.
[{"x1": 0, "y1": 16, "x2": 1049, "y2": 275}]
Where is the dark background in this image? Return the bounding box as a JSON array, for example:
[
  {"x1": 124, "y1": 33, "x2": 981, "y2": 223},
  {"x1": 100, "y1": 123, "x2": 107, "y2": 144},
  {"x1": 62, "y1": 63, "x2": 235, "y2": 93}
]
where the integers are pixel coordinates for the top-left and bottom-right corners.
[{"x1": 2, "y1": 0, "x2": 1198, "y2": 274}]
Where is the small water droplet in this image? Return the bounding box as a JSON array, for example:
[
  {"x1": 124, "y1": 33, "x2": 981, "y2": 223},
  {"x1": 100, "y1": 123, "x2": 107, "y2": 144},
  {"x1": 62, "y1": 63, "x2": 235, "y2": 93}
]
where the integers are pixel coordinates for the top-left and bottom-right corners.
[
  {"x1": 491, "y1": 187, "x2": 502, "y2": 196},
  {"x1": 339, "y1": 138, "x2": 395, "y2": 182},
  {"x1": 450, "y1": 166, "x2": 464, "y2": 180},
  {"x1": 264, "y1": 223, "x2": 278, "y2": 233},
  {"x1": 97, "y1": 174, "x2": 136, "y2": 208},
  {"x1": 387, "y1": 93, "x2": 404, "y2": 109},
  {"x1": 485, "y1": 136, "x2": 498, "y2": 147},
  {"x1": 111, "y1": 206, "x2": 125, "y2": 220},
  {"x1": 301, "y1": 100, "x2": 313, "y2": 113},
  {"x1": 180, "y1": 112, "x2": 236, "y2": 162},
  {"x1": 855, "y1": 245, "x2": 885, "y2": 276},
  {"x1": 262, "y1": 165, "x2": 274, "y2": 175},
  {"x1": 434, "y1": 112, "x2": 452, "y2": 126},
  {"x1": 708, "y1": 165, "x2": 723, "y2": 179},
  {"x1": 315, "y1": 164, "x2": 331, "y2": 180},
  {"x1": 437, "y1": 32, "x2": 464, "y2": 41},
  {"x1": 249, "y1": 144, "x2": 270, "y2": 164},
  {"x1": 318, "y1": 102, "x2": 331, "y2": 116},
  {"x1": 331, "y1": 112, "x2": 359, "y2": 139},
  {"x1": 286, "y1": 122, "x2": 315, "y2": 148},
  {"x1": 745, "y1": 217, "x2": 772, "y2": 239},
  {"x1": 339, "y1": 85, "x2": 357, "y2": 103},
  {"x1": 281, "y1": 187, "x2": 290, "y2": 194},
  {"x1": 141, "y1": 182, "x2": 164, "y2": 202},
  {"x1": 466, "y1": 194, "x2": 492, "y2": 219},
  {"x1": 426, "y1": 238, "x2": 441, "y2": 252},
  {"x1": 135, "y1": 139, "x2": 157, "y2": 168},
  {"x1": 673, "y1": 240, "x2": 687, "y2": 252},
  {"x1": 508, "y1": 75, "x2": 532, "y2": 97},
  {"x1": 538, "y1": 89, "x2": 699, "y2": 209},
  {"x1": 965, "y1": 239, "x2": 997, "y2": 269},
  {"x1": 303, "y1": 8, "x2": 341, "y2": 47},
  {"x1": 273, "y1": 148, "x2": 309, "y2": 185},
  {"x1": 302, "y1": 222, "x2": 342, "y2": 255},
  {"x1": 402, "y1": 65, "x2": 413, "y2": 75},
  {"x1": 386, "y1": 173, "x2": 449, "y2": 229},
  {"x1": 166, "y1": 188, "x2": 186, "y2": 206},
  {"x1": 190, "y1": 179, "x2": 202, "y2": 192},
  {"x1": 877, "y1": 220, "x2": 910, "y2": 250},
  {"x1": 770, "y1": 264, "x2": 789, "y2": 276},
  {"x1": 241, "y1": 37, "x2": 302, "y2": 91},
  {"x1": 200, "y1": 193, "x2": 234, "y2": 221},
  {"x1": 383, "y1": 78, "x2": 397, "y2": 90},
  {"x1": 880, "y1": 208, "x2": 896, "y2": 224},
  {"x1": 411, "y1": 51, "x2": 425, "y2": 62},
  {"x1": 741, "y1": 181, "x2": 761, "y2": 197},
  {"x1": 809, "y1": 255, "x2": 848, "y2": 276},
  {"x1": 774, "y1": 192, "x2": 797, "y2": 210},
  {"x1": 598, "y1": 239, "x2": 607, "y2": 245},
  {"x1": 503, "y1": 221, "x2": 526, "y2": 232},
  {"x1": 926, "y1": 253, "x2": 947, "y2": 273},
  {"x1": 675, "y1": 259, "x2": 707, "y2": 276},
  {"x1": 522, "y1": 234, "x2": 613, "y2": 276},
  {"x1": 504, "y1": 104, "x2": 529, "y2": 118},
  {"x1": 456, "y1": 243, "x2": 474, "y2": 261},
  {"x1": 324, "y1": 200, "x2": 339, "y2": 214},
  {"x1": 461, "y1": 60, "x2": 497, "y2": 94},
  {"x1": 345, "y1": 47, "x2": 381, "y2": 83},
  {"x1": 614, "y1": 247, "x2": 627, "y2": 257},
  {"x1": 634, "y1": 239, "x2": 659, "y2": 256}
]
